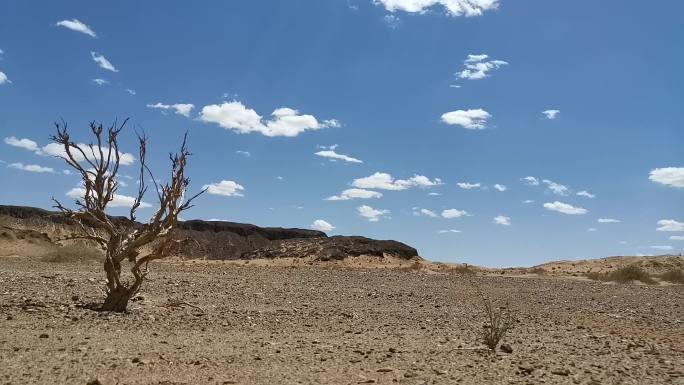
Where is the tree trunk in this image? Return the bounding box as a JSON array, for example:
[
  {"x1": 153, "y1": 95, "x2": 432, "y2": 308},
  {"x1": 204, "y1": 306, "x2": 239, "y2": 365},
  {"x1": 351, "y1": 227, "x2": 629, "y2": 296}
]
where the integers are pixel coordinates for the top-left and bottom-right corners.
[{"x1": 101, "y1": 287, "x2": 133, "y2": 312}]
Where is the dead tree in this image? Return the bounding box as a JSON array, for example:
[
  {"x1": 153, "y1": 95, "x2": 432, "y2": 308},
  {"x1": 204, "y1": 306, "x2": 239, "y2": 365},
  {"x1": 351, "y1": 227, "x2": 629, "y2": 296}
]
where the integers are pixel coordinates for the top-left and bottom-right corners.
[{"x1": 51, "y1": 119, "x2": 204, "y2": 312}]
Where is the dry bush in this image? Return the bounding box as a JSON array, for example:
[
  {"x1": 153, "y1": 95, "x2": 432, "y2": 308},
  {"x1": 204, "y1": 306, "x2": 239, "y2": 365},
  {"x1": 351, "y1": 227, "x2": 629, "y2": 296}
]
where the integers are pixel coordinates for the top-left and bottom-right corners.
[
  {"x1": 481, "y1": 297, "x2": 515, "y2": 351},
  {"x1": 399, "y1": 260, "x2": 422, "y2": 272},
  {"x1": 43, "y1": 243, "x2": 104, "y2": 263},
  {"x1": 586, "y1": 265, "x2": 656, "y2": 285},
  {"x1": 659, "y1": 269, "x2": 684, "y2": 284},
  {"x1": 448, "y1": 264, "x2": 476, "y2": 276},
  {"x1": 528, "y1": 267, "x2": 547, "y2": 275}
]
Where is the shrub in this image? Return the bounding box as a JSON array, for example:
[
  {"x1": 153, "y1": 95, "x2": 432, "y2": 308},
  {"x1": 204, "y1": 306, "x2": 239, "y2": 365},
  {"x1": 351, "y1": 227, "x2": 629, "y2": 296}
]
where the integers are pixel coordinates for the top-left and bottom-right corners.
[
  {"x1": 43, "y1": 244, "x2": 104, "y2": 263},
  {"x1": 586, "y1": 265, "x2": 656, "y2": 285},
  {"x1": 448, "y1": 264, "x2": 475, "y2": 275},
  {"x1": 481, "y1": 297, "x2": 515, "y2": 351},
  {"x1": 660, "y1": 269, "x2": 684, "y2": 284}
]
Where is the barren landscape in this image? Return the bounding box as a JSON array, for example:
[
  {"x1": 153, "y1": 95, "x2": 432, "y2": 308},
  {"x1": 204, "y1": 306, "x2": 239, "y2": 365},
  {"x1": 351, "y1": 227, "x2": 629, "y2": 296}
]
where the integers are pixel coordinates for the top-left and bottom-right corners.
[{"x1": 1, "y1": 254, "x2": 683, "y2": 385}]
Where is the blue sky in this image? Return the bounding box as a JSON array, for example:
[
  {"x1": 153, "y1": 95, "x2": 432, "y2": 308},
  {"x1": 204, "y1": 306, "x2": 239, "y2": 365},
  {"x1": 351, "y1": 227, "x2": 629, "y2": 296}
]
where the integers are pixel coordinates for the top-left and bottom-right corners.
[{"x1": 1, "y1": 0, "x2": 683, "y2": 266}]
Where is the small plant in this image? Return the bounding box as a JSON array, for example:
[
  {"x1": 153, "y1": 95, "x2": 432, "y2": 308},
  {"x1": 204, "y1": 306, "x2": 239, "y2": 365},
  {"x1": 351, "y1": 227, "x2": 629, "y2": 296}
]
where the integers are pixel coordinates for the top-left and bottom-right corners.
[
  {"x1": 481, "y1": 297, "x2": 515, "y2": 351},
  {"x1": 449, "y1": 264, "x2": 476, "y2": 275},
  {"x1": 43, "y1": 243, "x2": 104, "y2": 263},
  {"x1": 528, "y1": 267, "x2": 547, "y2": 275},
  {"x1": 659, "y1": 269, "x2": 684, "y2": 284},
  {"x1": 586, "y1": 265, "x2": 656, "y2": 285}
]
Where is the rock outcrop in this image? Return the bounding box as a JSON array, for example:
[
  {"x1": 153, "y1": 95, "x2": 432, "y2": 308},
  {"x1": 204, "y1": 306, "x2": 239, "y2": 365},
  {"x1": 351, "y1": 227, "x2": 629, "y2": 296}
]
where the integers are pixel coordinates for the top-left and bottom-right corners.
[{"x1": 0, "y1": 205, "x2": 419, "y2": 261}]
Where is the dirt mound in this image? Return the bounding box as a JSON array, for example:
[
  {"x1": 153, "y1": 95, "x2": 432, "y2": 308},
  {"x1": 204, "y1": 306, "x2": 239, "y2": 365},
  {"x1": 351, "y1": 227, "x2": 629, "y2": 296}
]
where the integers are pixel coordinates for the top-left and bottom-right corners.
[{"x1": 533, "y1": 255, "x2": 684, "y2": 276}]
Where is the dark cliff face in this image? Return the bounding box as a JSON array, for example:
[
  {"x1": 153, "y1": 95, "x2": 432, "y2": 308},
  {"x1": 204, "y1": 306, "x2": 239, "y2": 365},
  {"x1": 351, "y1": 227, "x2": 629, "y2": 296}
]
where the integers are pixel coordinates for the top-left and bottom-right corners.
[{"x1": 0, "y1": 205, "x2": 419, "y2": 260}]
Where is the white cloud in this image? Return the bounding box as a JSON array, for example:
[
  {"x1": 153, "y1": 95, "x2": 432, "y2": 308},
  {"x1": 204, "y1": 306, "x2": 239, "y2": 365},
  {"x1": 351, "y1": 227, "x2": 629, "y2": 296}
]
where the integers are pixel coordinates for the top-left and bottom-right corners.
[
  {"x1": 521, "y1": 176, "x2": 539, "y2": 186},
  {"x1": 358, "y1": 205, "x2": 390, "y2": 222},
  {"x1": 441, "y1": 208, "x2": 469, "y2": 219},
  {"x1": 92, "y1": 78, "x2": 109, "y2": 86},
  {"x1": 315, "y1": 149, "x2": 363, "y2": 164},
  {"x1": 428, "y1": 192, "x2": 441, "y2": 196},
  {"x1": 90, "y1": 52, "x2": 118, "y2": 72},
  {"x1": 522, "y1": 199, "x2": 534, "y2": 204},
  {"x1": 598, "y1": 218, "x2": 620, "y2": 223},
  {"x1": 441, "y1": 108, "x2": 491, "y2": 129},
  {"x1": 352, "y1": 172, "x2": 441, "y2": 191},
  {"x1": 55, "y1": 19, "x2": 97, "y2": 38},
  {"x1": 0, "y1": 71, "x2": 10, "y2": 85},
  {"x1": 384, "y1": 14, "x2": 402, "y2": 28},
  {"x1": 438, "y1": 229, "x2": 461, "y2": 234},
  {"x1": 199, "y1": 101, "x2": 338, "y2": 137},
  {"x1": 326, "y1": 188, "x2": 383, "y2": 201},
  {"x1": 373, "y1": 0, "x2": 500, "y2": 17},
  {"x1": 4, "y1": 136, "x2": 39, "y2": 152},
  {"x1": 235, "y1": 150, "x2": 251, "y2": 157},
  {"x1": 651, "y1": 245, "x2": 673, "y2": 251},
  {"x1": 493, "y1": 184, "x2": 507, "y2": 192},
  {"x1": 542, "y1": 179, "x2": 569, "y2": 196},
  {"x1": 6, "y1": 136, "x2": 135, "y2": 166},
  {"x1": 542, "y1": 109, "x2": 560, "y2": 119},
  {"x1": 8, "y1": 163, "x2": 54, "y2": 173},
  {"x1": 311, "y1": 219, "x2": 335, "y2": 232},
  {"x1": 493, "y1": 215, "x2": 511, "y2": 226},
  {"x1": 670, "y1": 235, "x2": 684, "y2": 241},
  {"x1": 458, "y1": 54, "x2": 507, "y2": 80},
  {"x1": 413, "y1": 208, "x2": 439, "y2": 218},
  {"x1": 543, "y1": 201, "x2": 588, "y2": 215},
  {"x1": 576, "y1": 190, "x2": 595, "y2": 198},
  {"x1": 147, "y1": 102, "x2": 195, "y2": 117},
  {"x1": 202, "y1": 180, "x2": 245, "y2": 197},
  {"x1": 66, "y1": 187, "x2": 151, "y2": 208},
  {"x1": 457, "y1": 182, "x2": 480, "y2": 190},
  {"x1": 649, "y1": 167, "x2": 684, "y2": 188},
  {"x1": 126, "y1": 89, "x2": 136, "y2": 95},
  {"x1": 587, "y1": 227, "x2": 597, "y2": 232},
  {"x1": 656, "y1": 219, "x2": 684, "y2": 232}
]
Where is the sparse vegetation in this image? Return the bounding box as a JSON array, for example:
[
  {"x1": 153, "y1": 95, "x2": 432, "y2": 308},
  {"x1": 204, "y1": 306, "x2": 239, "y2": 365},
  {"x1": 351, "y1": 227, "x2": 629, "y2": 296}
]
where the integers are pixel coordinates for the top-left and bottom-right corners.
[
  {"x1": 481, "y1": 297, "x2": 515, "y2": 351},
  {"x1": 448, "y1": 264, "x2": 476, "y2": 275},
  {"x1": 659, "y1": 269, "x2": 684, "y2": 284},
  {"x1": 586, "y1": 265, "x2": 656, "y2": 285},
  {"x1": 529, "y1": 267, "x2": 547, "y2": 275},
  {"x1": 42, "y1": 243, "x2": 103, "y2": 263},
  {"x1": 51, "y1": 120, "x2": 204, "y2": 312}
]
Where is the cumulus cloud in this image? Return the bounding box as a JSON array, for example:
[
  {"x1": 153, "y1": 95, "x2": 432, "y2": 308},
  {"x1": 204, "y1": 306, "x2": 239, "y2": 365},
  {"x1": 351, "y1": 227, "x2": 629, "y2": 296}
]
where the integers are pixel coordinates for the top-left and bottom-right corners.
[
  {"x1": 326, "y1": 188, "x2": 383, "y2": 201},
  {"x1": 493, "y1": 184, "x2": 507, "y2": 192},
  {"x1": 66, "y1": 187, "x2": 151, "y2": 208},
  {"x1": 576, "y1": 190, "x2": 595, "y2": 198},
  {"x1": 441, "y1": 108, "x2": 491, "y2": 129},
  {"x1": 670, "y1": 235, "x2": 684, "y2": 241},
  {"x1": 357, "y1": 205, "x2": 390, "y2": 222},
  {"x1": 598, "y1": 218, "x2": 620, "y2": 223},
  {"x1": 92, "y1": 78, "x2": 109, "y2": 86},
  {"x1": 493, "y1": 215, "x2": 511, "y2": 226},
  {"x1": 0, "y1": 71, "x2": 10, "y2": 85},
  {"x1": 311, "y1": 219, "x2": 335, "y2": 232},
  {"x1": 656, "y1": 219, "x2": 684, "y2": 232},
  {"x1": 199, "y1": 101, "x2": 339, "y2": 137},
  {"x1": 457, "y1": 182, "x2": 481, "y2": 190},
  {"x1": 147, "y1": 102, "x2": 195, "y2": 117},
  {"x1": 542, "y1": 179, "x2": 569, "y2": 196},
  {"x1": 413, "y1": 208, "x2": 439, "y2": 218},
  {"x1": 5, "y1": 136, "x2": 135, "y2": 165},
  {"x1": 352, "y1": 172, "x2": 442, "y2": 191},
  {"x1": 441, "y1": 209, "x2": 469, "y2": 219},
  {"x1": 543, "y1": 201, "x2": 588, "y2": 215},
  {"x1": 438, "y1": 229, "x2": 461, "y2": 234},
  {"x1": 542, "y1": 109, "x2": 560, "y2": 119},
  {"x1": 373, "y1": 0, "x2": 500, "y2": 17},
  {"x1": 315, "y1": 146, "x2": 363, "y2": 164},
  {"x1": 8, "y1": 163, "x2": 54, "y2": 173},
  {"x1": 202, "y1": 180, "x2": 245, "y2": 197},
  {"x1": 90, "y1": 52, "x2": 118, "y2": 72},
  {"x1": 55, "y1": 19, "x2": 97, "y2": 38},
  {"x1": 521, "y1": 176, "x2": 539, "y2": 186},
  {"x1": 649, "y1": 167, "x2": 684, "y2": 188},
  {"x1": 458, "y1": 54, "x2": 507, "y2": 80},
  {"x1": 651, "y1": 245, "x2": 673, "y2": 251},
  {"x1": 126, "y1": 89, "x2": 136, "y2": 95}
]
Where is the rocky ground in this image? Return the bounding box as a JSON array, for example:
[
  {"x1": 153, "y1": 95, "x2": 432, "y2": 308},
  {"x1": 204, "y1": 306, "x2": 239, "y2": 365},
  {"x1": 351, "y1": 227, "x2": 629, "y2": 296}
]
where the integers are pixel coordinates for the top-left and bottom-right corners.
[{"x1": 1, "y1": 257, "x2": 683, "y2": 385}]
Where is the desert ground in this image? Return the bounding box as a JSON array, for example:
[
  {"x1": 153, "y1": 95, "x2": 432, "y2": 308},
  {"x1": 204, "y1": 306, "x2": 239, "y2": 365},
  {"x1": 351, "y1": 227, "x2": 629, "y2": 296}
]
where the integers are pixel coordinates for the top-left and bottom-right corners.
[{"x1": 1, "y1": 256, "x2": 683, "y2": 385}]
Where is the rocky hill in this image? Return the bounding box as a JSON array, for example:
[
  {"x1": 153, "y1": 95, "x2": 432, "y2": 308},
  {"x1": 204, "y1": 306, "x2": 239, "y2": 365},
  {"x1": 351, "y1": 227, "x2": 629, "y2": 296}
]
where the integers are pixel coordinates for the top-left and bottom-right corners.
[{"x1": 0, "y1": 205, "x2": 419, "y2": 261}]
